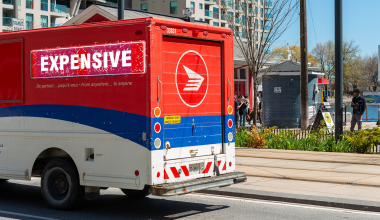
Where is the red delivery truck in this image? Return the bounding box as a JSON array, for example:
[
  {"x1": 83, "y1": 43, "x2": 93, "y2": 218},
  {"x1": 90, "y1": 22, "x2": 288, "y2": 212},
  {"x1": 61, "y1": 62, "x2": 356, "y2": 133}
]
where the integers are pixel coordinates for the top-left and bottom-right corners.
[{"x1": 0, "y1": 17, "x2": 246, "y2": 210}]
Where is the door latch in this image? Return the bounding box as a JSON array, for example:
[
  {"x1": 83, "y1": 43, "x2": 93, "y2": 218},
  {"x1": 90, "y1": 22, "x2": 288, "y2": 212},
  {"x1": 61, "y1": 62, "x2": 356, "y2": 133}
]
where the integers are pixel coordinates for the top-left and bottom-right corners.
[{"x1": 192, "y1": 119, "x2": 197, "y2": 132}]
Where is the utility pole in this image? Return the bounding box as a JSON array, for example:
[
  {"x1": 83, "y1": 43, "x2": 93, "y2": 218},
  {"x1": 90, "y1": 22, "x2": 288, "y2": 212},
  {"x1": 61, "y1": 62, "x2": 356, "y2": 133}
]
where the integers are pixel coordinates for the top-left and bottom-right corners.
[
  {"x1": 335, "y1": 0, "x2": 343, "y2": 139},
  {"x1": 300, "y1": 0, "x2": 308, "y2": 130},
  {"x1": 13, "y1": 0, "x2": 18, "y2": 19},
  {"x1": 118, "y1": 0, "x2": 124, "y2": 20}
]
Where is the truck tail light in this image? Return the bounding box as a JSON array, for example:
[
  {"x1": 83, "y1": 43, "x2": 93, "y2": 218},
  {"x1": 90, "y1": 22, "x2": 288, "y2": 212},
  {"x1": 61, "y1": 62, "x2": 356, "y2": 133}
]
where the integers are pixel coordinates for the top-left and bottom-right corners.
[
  {"x1": 154, "y1": 122, "x2": 161, "y2": 133},
  {"x1": 135, "y1": 170, "x2": 139, "y2": 176},
  {"x1": 154, "y1": 107, "x2": 161, "y2": 118},
  {"x1": 154, "y1": 138, "x2": 161, "y2": 149},
  {"x1": 182, "y1": 28, "x2": 188, "y2": 33},
  {"x1": 222, "y1": 33, "x2": 226, "y2": 38},
  {"x1": 229, "y1": 162, "x2": 232, "y2": 167},
  {"x1": 161, "y1": 25, "x2": 167, "y2": 30},
  {"x1": 227, "y1": 105, "x2": 233, "y2": 115},
  {"x1": 228, "y1": 119, "x2": 233, "y2": 128},
  {"x1": 157, "y1": 172, "x2": 160, "y2": 178},
  {"x1": 193, "y1": 30, "x2": 199, "y2": 34},
  {"x1": 203, "y1": 31, "x2": 208, "y2": 36}
]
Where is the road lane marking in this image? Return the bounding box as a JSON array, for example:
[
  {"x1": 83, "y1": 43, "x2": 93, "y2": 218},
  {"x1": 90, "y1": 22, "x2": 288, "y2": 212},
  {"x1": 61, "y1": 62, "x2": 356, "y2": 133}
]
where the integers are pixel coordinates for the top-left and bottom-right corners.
[
  {"x1": 0, "y1": 210, "x2": 59, "y2": 220},
  {"x1": 190, "y1": 193, "x2": 380, "y2": 216}
]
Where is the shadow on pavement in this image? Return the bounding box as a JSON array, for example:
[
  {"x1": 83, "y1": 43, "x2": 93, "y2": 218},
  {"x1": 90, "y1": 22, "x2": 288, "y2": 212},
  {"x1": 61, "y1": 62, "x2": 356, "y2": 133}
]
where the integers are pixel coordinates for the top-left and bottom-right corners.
[{"x1": 0, "y1": 181, "x2": 229, "y2": 220}]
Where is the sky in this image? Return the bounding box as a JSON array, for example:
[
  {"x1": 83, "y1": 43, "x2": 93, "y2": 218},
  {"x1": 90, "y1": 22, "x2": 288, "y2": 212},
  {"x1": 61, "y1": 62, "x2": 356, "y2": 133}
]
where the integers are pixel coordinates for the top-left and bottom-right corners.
[{"x1": 273, "y1": 0, "x2": 379, "y2": 57}]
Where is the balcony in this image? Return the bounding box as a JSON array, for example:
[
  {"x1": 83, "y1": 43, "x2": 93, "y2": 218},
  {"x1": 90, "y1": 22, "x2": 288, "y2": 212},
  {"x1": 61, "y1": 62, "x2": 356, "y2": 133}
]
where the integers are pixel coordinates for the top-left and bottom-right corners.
[
  {"x1": 26, "y1": 0, "x2": 33, "y2": 9},
  {"x1": 3, "y1": 0, "x2": 12, "y2": 5},
  {"x1": 264, "y1": 1, "x2": 272, "y2": 7},
  {"x1": 2, "y1": 17, "x2": 12, "y2": 27},
  {"x1": 205, "y1": 10, "x2": 213, "y2": 17},
  {"x1": 51, "y1": 23, "x2": 61, "y2": 27},
  {"x1": 204, "y1": 0, "x2": 216, "y2": 4},
  {"x1": 51, "y1": 3, "x2": 68, "y2": 14},
  {"x1": 41, "y1": 2, "x2": 48, "y2": 11},
  {"x1": 265, "y1": 13, "x2": 273, "y2": 19},
  {"x1": 213, "y1": 12, "x2": 219, "y2": 19},
  {"x1": 41, "y1": 22, "x2": 48, "y2": 28}
]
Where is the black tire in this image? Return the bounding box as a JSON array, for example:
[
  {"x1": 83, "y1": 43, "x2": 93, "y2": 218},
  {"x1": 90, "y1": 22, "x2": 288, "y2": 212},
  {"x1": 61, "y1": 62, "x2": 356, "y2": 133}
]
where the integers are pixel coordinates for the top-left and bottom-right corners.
[
  {"x1": 0, "y1": 179, "x2": 8, "y2": 182},
  {"x1": 41, "y1": 158, "x2": 84, "y2": 210},
  {"x1": 121, "y1": 185, "x2": 151, "y2": 198}
]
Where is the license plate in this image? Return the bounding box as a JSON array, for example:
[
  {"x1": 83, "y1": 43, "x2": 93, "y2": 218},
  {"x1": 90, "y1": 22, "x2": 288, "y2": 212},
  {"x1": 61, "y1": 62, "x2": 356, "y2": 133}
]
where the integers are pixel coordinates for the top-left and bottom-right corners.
[{"x1": 189, "y1": 163, "x2": 201, "y2": 175}]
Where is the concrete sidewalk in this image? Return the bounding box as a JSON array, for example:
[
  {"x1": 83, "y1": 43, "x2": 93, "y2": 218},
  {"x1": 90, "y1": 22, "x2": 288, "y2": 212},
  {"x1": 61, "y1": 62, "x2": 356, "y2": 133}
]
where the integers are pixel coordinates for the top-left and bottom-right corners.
[
  {"x1": 199, "y1": 148, "x2": 380, "y2": 211},
  {"x1": 235, "y1": 148, "x2": 380, "y2": 186}
]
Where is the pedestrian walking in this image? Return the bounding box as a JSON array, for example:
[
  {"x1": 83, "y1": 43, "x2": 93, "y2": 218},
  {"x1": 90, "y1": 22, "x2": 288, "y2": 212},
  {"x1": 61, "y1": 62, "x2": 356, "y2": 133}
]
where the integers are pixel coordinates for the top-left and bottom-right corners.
[
  {"x1": 238, "y1": 95, "x2": 247, "y2": 127},
  {"x1": 350, "y1": 88, "x2": 366, "y2": 132},
  {"x1": 245, "y1": 95, "x2": 251, "y2": 124},
  {"x1": 234, "y1": 95, "x2": 239, "y2": 127}
]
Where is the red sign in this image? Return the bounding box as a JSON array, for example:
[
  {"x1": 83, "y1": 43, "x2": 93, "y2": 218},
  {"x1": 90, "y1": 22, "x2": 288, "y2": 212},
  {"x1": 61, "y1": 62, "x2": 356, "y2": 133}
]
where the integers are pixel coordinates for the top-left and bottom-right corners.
[
  {"x1": 31, "y1": 41, "x2": 145, "y2": 78},
  {"x1": 175, "y1": 50, "x2": 208, "y2": 107}
]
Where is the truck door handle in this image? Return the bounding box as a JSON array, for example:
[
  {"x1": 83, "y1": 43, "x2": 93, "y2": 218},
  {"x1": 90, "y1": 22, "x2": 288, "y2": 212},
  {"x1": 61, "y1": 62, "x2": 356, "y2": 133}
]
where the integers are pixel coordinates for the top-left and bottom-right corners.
[
  {"x1": 228, "y1": 79, "x2": 232, "y2": 102},
  {"x1": 158, "y1": 76, "x2": 162, "y2": 104},
  {"x1": 192, "y1": 119, "x2": 196, "y2": 132}
]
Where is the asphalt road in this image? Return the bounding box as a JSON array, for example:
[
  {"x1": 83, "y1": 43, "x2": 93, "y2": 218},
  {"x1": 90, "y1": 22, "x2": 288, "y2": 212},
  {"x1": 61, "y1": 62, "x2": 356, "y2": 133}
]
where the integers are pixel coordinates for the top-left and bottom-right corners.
[{"x1": 0, "y1": 178, "x2": 379, "y2": 220}]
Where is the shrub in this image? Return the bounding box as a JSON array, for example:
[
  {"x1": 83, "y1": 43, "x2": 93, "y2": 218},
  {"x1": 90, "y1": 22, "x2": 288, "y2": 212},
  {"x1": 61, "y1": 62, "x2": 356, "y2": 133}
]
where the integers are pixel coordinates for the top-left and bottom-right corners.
[{"x1": 245, "y1": 125, "x2": 276, "y2": 148}]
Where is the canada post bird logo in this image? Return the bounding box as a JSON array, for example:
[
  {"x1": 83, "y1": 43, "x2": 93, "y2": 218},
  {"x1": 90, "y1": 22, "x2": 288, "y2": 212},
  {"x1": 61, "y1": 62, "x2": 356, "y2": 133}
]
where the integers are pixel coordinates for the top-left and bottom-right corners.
[
  {"x1": 183, "y1": 65, "x2": 204, "y2": 91},
  {"x1": 176, "y1": 50, "x2": 209, "y2": 107}
]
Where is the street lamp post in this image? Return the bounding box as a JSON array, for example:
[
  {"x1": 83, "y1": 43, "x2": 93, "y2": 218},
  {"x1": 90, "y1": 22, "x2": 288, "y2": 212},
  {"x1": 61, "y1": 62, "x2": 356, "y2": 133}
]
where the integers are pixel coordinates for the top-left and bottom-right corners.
[{"x1": 335, "y1": 0, "x2": 343, "y2": 139}]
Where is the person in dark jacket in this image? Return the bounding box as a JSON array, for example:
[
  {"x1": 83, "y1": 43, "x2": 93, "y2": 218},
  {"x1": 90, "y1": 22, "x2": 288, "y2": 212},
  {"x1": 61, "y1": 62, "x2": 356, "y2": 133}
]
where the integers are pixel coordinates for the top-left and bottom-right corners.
[
  {"x1": 350, "y1": 88, "x2": 366, "y2": 132},
  {"x1": 234, "y1": 95, "x2": 240, "y2": 127}
]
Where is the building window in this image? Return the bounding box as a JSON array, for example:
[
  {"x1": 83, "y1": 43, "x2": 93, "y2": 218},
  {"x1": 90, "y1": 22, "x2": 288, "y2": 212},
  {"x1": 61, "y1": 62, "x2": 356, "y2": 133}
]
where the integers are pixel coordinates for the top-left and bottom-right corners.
[
  {"x1": 221, "y1": 23, "x2": 226, "y2": 27},
  {"x1": 255, "y1": 44, "x2": 258, "y2": 49},
  {"x1": 41, "y1": 15, "x2": 48, "y2": 28},
  {"x1": 199, "y1": 3, "x2": 203, "y2": 9},
  {"x1": 190, "y1": 1, "x2": 195, "y2": 13},
  {"x1": 41, "y1": 0, "x2": 48, "y2": 11},
  {"x1": 141, "y1": 3, "x2": 147, "y2": 11},
  {"x1": 26, "y1": 0, "x2": 33, "y2": 9},
  {"x1": 260, "y1": 8, "x2": 263, "y2": 17},
  {"x1": 213, "y1": 22, "x2": 219, "y2": 26},
  {"x1": 240, "y1": 69, "x2": 246, "y2": 79},
  {"x1": 170, "y1": 1, "x2": 177, "y2": 14},
  {"x1": 234, "y1": 69, "x2": 238, "y2": 79},
  {"x1": 26, "y1": 13, "x2": 33, "y2": 29},
  {"x1": 213, "y1": 8, "x2": 219, "y2": 19}
]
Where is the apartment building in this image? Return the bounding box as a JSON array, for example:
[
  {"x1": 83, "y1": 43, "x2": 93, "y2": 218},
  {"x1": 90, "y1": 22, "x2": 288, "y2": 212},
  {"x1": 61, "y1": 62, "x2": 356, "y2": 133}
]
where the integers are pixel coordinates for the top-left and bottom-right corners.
[
  {"x1": 0, "y1": 0, "x2": 131, "y2": 32},
  {"x1": 132, "y1": 0, "x2": 272, "y2": 44}
]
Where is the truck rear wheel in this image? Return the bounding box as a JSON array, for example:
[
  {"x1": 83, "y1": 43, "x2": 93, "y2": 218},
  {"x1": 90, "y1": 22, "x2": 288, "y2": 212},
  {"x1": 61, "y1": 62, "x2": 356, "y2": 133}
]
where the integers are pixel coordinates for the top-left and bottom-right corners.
[
  {"x1": 41, "y1": 159, "x2": 84, "y2": 210},
  {"x1": 121, "y1": 185, "x2": 150, "y2": 198}
]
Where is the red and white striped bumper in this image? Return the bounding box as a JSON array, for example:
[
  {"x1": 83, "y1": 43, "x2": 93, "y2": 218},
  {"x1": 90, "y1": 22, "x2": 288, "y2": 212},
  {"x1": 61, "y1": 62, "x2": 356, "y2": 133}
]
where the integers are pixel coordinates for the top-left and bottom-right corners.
[{"x1": 162, "y1": 154, "x2": 235, "y2": 183}]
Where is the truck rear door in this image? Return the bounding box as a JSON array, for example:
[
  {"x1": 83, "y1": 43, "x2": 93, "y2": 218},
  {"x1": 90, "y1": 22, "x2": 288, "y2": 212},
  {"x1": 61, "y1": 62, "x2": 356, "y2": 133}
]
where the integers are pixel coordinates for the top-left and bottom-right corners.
[{"x1": 162, "y1": 36, "x2": 222, "y2": 160}]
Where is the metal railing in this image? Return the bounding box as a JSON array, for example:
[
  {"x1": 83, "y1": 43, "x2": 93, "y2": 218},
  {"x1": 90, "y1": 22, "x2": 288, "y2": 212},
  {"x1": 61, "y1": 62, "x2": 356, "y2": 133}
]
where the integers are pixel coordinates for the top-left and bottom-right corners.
[
  {"x1": 213, "y1": 12, "x2": 219, "y2": 19},
  {"x1": 2, "y1": 17, "x2": 12, "y2": 27},
  {"x1": 51, "y1": 23, "x2": 61, "y2": 27},
  {"x1": 205, "y1": 0, "x2": 216, "y2": 2},
  {"x1": 205, "y1": 10, "x2": 213, "y2": 17},
  {"x1": 264, "y1": 1, "x2": 272, "y2": 7},
  {"x1": 51, "y1": 3, "x2": 68, "y2": 14},
  {"x1": 41, "y1": 22, "x2": 48, "y2": 28},
  {"x1": 3, "y1": 0, "x2": 12, "y2": 5},
  {"x1": 265, "y1": 13, "x2": 273, "y2": 19}
]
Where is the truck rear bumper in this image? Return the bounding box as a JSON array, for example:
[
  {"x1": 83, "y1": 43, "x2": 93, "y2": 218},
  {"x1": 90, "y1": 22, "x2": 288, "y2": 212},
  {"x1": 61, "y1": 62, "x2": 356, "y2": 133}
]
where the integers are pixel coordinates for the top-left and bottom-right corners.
[{"x1": 149, "y1": 172, "x2": 246, "y2": 196}]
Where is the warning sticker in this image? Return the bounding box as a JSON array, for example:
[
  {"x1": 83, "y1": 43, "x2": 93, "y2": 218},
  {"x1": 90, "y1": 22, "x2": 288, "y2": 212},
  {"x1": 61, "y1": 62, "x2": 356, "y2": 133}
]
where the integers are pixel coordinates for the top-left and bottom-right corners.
[{"x1": 164, "y1": 116, "x2": 181, "y2": 124}]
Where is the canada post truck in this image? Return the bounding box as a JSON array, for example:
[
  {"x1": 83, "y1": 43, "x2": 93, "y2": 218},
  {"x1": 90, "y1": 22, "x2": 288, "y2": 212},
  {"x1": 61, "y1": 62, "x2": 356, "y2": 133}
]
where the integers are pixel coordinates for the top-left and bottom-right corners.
[{"x1": 0, "y1": 17, "x2": 246, "y2": 210}]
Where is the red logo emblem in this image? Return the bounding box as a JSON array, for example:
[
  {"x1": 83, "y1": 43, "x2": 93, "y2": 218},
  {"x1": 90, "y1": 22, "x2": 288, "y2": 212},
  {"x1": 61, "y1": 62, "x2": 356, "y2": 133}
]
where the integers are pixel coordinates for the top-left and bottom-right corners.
[{"x1": 175, "y1": 50, "x2": 208, "y2": 107}]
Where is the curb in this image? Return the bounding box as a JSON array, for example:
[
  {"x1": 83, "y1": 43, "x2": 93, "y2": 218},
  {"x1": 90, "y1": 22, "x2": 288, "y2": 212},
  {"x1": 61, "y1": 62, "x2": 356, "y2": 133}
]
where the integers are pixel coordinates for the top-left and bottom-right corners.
[{"x1": 196, "y1": 189, "x2": 380, "y2": 213}]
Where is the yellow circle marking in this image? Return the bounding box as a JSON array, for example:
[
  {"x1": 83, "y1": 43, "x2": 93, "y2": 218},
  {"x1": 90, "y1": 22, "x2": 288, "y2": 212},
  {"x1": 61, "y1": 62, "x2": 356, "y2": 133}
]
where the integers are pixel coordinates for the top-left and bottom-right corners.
[{"x1": 324, "y1": 113, "x2": 332, "y2": 124}]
